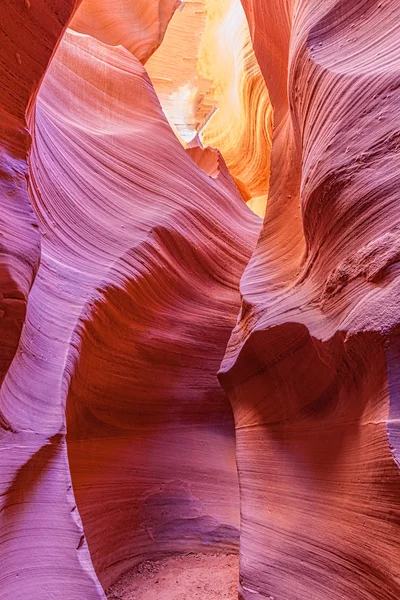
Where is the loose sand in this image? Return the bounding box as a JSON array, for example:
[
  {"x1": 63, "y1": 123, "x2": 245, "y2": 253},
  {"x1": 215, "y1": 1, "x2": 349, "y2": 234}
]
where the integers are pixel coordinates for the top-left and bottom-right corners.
[{"x1": 106, "y1": 553, "x2": 239, "y2": 600}]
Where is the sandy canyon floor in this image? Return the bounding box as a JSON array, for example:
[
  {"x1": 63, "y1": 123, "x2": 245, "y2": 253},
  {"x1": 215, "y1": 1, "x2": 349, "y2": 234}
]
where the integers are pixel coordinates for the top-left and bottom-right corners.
[{"x1": 106, "y1": 553, "x2": 239, "y2": 600}]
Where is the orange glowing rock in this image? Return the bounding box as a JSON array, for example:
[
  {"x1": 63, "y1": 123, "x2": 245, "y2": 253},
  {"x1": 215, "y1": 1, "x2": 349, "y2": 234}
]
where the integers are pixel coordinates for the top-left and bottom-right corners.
[
  {"x1": 146, "y1": 0, "x2": 273, "y2": 217},
  {"x1": 70, "y1": 0, "x2": 181, "y2": 63}
]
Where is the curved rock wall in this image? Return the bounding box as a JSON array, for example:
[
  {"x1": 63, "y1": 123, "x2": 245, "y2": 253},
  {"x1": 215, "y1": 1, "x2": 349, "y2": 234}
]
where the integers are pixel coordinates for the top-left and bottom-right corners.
[
  {"x1": 0, "y1": 2, "x2": 108, "y2": 599},
  {"x1": 26, "y1": 23, "x2": 260, "y2": 591},
  {"x1": 0, "y1": 1, "x2": 261, "y2": 596},
  {"x1": 220, "y1": 1, "x2": 400, "y2": 599},
  {"x1": 69, "y1": 0, "x2": 181, "y2": 63},
  {"x1": 1, "y1": 0, "x2": 399, "y2": 599}
]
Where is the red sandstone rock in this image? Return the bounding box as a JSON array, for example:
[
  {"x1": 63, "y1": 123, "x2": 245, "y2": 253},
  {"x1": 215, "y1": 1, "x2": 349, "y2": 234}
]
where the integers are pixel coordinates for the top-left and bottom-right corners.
[
  {"x1": 31, "y1": 30, "x2": 259, "y2": 586},
  {"x1": 1, "y1": 8, "x2": 260, "y2": 596},
  {"x1": 219, "y1": 1, "x2": 400, "y2": 599},
  {"x1": 0, "y1": 2, "x2": 108, "y2": 599},
  {"x1": 70, "y1": 0, "x2": 181, "y2": 64},
  {"x1": 0, "y1": 1, "x2": 399, "y2": 599}
]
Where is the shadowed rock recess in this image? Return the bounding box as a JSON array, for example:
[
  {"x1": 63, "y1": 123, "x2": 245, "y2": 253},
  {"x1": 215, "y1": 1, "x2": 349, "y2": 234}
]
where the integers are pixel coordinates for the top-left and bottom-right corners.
[{"x1": 0, "y1": 1, "x2": 399, "y2": 599}]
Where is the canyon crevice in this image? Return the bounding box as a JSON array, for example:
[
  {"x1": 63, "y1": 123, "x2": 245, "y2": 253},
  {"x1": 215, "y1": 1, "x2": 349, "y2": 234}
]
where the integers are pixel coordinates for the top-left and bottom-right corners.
[{"x1": 0, "y1": 1, "x2": 399, "y2": 599}]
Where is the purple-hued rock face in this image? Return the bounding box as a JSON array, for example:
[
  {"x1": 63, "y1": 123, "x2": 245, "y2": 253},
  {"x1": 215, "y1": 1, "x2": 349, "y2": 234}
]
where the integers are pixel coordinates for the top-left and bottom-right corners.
[{"x1": 1, "y1": 1, "x2": 400, "y2": 599}]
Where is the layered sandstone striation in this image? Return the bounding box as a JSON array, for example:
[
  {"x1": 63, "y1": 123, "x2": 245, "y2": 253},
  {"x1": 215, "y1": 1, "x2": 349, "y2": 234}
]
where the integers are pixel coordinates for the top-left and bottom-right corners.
[
  {"x1": 1, "y1": 1, "x2": 260, "y2": 597},
  {"x1": 0, "y1": 2, "x2": 106, "y2": 599},
  {"x1": 31, "y1": 27, "x2": 259, "y2": 586},
  {"x1": 0, "y1": 1, "x2": 399, "y2": 600},
  {"x1": 69, "y1": 0, "x2": 181, "y2": 63},
  {"x1": 219, "y1": 1, "x2": 400, "y2": 599}
]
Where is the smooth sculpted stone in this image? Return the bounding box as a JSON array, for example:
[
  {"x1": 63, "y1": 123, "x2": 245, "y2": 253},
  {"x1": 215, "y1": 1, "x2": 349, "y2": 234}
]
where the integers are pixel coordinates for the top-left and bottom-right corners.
[
  {"x1": 28, "y1": 27, "x2": 260, "y2": 590},
  {"x1": 0, "y1": 1, "x2": 106, "y2": 599},
  {"x1": 220, "y1": 1, "x2": 400, "y2": 599},
  {"x1": 1, "y1": 1, "x2": 399, "y2": 599}
]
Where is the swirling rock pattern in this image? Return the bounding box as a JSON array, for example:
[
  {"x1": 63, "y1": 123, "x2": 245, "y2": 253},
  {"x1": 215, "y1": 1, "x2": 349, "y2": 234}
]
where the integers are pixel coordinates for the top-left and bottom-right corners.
[
  {"x1": 1, "y1": 7, "x2": 260, "y2": 595},
  {"x1": 70, "y1": 0, "x2": 181, "y2": 63},
  {"x1": 1, "y1": 0, "x2": 400, "y2": 599},
  {"x1": 0, "y1": 2, "x2": 106, "y2": 599},
  {"x1": 220, "y1": 1, "x2": 400, "y2": 599},
  {"x1": 35, "y1": 29, "x2": 259, "y2": 586}
]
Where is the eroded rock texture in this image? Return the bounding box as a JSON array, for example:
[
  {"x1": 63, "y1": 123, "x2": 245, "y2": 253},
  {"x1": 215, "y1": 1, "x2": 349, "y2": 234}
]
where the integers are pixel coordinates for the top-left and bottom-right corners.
[
  {"x1": 31, "y1": 27, "x2": 259, "y2": 586},
  {"x1": 0, "y1": 0, "x2": 399, "y2": 599},
  {"x1": 0, "y1": 2, "x2": 105, "y2": 599},
  {"x1": 219, "y1": 1, "x2": 400, "y2": 599},
  {"x1": 1, "y1": 0, "x2": 260, "y2": 597}
]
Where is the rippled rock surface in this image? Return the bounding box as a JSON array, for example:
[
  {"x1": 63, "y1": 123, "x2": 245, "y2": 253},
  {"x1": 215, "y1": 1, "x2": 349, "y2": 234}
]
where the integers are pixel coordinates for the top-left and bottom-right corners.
[{"x1": 0, "y1": 1, "x2": 399, "y2": 599}]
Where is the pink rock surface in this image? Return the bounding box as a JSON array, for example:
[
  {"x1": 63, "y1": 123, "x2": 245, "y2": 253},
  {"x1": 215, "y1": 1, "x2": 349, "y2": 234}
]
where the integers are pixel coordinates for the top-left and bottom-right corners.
[
  {"x1": 1, "y1": 1, "x2": 399, "y2": 599},
  {"x1": 220, "y1": 1, "x2": 400, "y2": 599},
  {"x1": 0, "y1": 2, "x2": 107, "y2": 599},
  {"x1": 2, "y1": 19, "x2": 260, "y2": 595}
]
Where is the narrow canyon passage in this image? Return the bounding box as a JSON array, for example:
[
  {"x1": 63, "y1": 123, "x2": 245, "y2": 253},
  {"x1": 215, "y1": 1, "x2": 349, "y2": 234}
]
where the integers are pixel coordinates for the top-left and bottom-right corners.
[
  {"x1": 0, "y1": 1, "x2": 399, "y2": 600},
  {"x1": 29, "y1": 1, "x2": 264, "y2": 595},
  {"x1": 60, "y1": 0, "x2": 267, "y2": 594}
]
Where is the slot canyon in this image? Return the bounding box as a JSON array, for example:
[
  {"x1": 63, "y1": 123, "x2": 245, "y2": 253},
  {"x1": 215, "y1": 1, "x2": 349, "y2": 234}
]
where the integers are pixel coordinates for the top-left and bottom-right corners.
[{"x1": 0, "y1": 1, "x2": 399, "y2": 599}]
